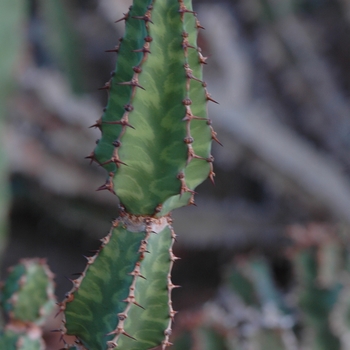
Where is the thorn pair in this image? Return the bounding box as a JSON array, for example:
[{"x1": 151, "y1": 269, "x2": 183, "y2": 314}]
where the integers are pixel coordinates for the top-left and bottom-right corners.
[
  {"x1": 96, "y1": 173, "x2": 116, "y2": 194},
  {"x1": 99, "y1": 156, "x2": 127, "y2": 168},
  {"x1": 132, "y1": 15, "x2": 153, "y2": 24},
  {"x1": 103, "y1": 119, "x2": 135, "y2": 129},
  {"x1": 85, "y1": 151, "x2": 100, "y2": 165}
]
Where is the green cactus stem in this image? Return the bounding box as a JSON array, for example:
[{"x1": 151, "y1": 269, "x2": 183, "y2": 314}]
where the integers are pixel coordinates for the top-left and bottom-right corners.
[
  {"x1": 288, "y1": 225, "x2": 344, "y2": 350},
  {"x1": 0, "y1": 259, "x2": 56, "y2": 350},
  {"x1": 61, "y1": 215, "x2": 178, "y2": 350},
  {"x1": 59, "y1": 0, "x2": 217, "y2": 349},
  {"x1": 88, "y1": 0, "x2": 217, "y2": 216},
  {"x1": 0, "y1": 327, "x2": 45, "y2": 350},
  {"x1": 0, "y1": 259, "x2": 56, "y2": 325}
]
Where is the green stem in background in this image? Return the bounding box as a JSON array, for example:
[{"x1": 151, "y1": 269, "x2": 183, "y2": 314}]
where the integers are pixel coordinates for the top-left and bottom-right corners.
[
  {"x1": 58, "y1": 0, "x2": 218, "y2": 349},
  {"x1": 39, "y1": 0, "x2": 85, "y2": 95},
  {"x1": 0, "y1": 259, "x2": 56, "y2": 350},
  {"x1": 0, "y1": 0, "x2": 26, "y2": 274}
]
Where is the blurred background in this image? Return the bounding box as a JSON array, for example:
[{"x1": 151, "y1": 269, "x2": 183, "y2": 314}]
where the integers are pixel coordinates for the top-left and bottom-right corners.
[{"x1": 1, "y1": 0, "x2": 350, "y2": 349}]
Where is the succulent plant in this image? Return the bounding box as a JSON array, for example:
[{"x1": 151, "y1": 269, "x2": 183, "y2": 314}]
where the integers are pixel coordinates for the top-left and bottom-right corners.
[
  {"x1": 0, "y1": 327, "x2": 46, "y2": 350},
  {"x1": 172, "y1": 257, "x2": 297, "y2": 350},
  {"x1": 0, "y1": 259, "x2": 56, "y2": 350},
  {"x1": 57, "y1": 1, "x2": 217, "y2": 349},
  {"x1": 288, "y1": 224, "x2": 345, "y2": 350}
]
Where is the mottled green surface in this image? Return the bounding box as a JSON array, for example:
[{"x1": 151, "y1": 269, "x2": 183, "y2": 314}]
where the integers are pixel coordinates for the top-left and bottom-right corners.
[
  {"x1": 0, "y1": 330, "x2": 43, "y2": 350},
  {"x1": 94, "y1": 0, "x2": 212, "y2": 215},
  {"x1": 94, "y1": 0, "x2": 151, "y2": 171},
  {"x1": 66, "y1": 0, "x2": 213, "y2": 348},
  {"x1": 65, "y1": 225, "x2": 143, "y2": 349},
  {"x1": 252, "y1": 329, "x2": 286, "y2": 350},
  {"x1": 114, "y1": 1, "x2": 188, "y2": 215},
  {"x1": 1, "y1": 260, "x2": 55, "y2": 324},
  {"x1": 117, "y1": 225, "x2": 171, "y2": 349},
  {"x1": 196, "y1": 328, "x2": 228, "y2": 350},
  {"x1": 65, "y1": 222, "x2": 172, "y2": 350},
  {"x1": 0, "y1": 330, "x2": 17, "y2": 349},
  {"x1": 1, "y1": 264, "x2": 26, "y2": 313},
  {"x1": 228, "y1": 267, "x2": 258, "y2": 306},
  {"x1": 173, "y1": 327, "x2": 228, "y2": 350},
  {"x1": 295, "y1": 249, "x2": 342, "y2": 350}
]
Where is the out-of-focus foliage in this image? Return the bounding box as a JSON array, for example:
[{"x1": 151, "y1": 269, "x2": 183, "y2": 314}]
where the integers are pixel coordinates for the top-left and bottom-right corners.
[
  {"x1": 173, "y1": 224, "x2": 350, "y2": 350},
  {"x1": 0, "y1": 0, "x2": 26, "y2": 269}
]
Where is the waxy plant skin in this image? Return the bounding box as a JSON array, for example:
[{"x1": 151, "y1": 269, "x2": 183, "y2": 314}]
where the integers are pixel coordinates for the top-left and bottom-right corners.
[{"x1": 57, "y1": 1, "x2": 218, "y2": 349}]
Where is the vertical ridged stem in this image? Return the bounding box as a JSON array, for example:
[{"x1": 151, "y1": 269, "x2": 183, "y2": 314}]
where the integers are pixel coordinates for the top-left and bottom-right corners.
[
  {"x1": 106, "y1": 220, "x2": 153, "y2": 347},
  {"x1": 62, "y1": 0, "x2": 216, "y2": 348}
]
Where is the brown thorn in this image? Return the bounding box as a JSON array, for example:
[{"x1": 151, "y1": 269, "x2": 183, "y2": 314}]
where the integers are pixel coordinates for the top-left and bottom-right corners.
[
  {"x1": 133, "y1": 301, "x2": 145, "y2": 310},
  {"x1": 115, "y1": 13, "x2": 129, "y2": 23},
  {"x1": 212, "y1": 133, "x2": 223, "y2": 146},
  {"x1": 129, "y1": 269, "x2": 146, "y2": 279},
  {"x1": 98, "y1": 82, "x2": 111, "y2": 91},
  {"x1": 178, "y1": 8, "x2": 196, "y2": 15},
  {"x1": 132, "y1": 15, "x2": 153, "y2": 24},
  {"x1": 122, "y1": 331, "x2": 137, "y2": 341},
  {"x1": 182, "y1": 113, "x2": 209, "y2": 122},
  {"x1": 182, "y1": 42, "x2": 197, "y2": 50},
  {"x1": 209, "y1": 171, "x2": 215, "y2": 186},
  {"x1": 54, "y1": 306, "x2": 63, "y2": 318},
  {"x1": 199, "y1": 55, "x2": 208, "y2": 65},
  {"x1": 189, "y1": 197, "x2": 197, "y2": 206},
  {"x1": 170, "y1": 284, "x2": 181, "y2": 290},
  {"x1": 99, "y1": 157, "x2": 127, "y2": 167},
  {"x1": 88, "y1": 118, "x2": 102, "y2": 130},
  {"x1": 132, "y1": 47, "x2": 151, "y2": 54},
  {"x1": 105, "y1": 329, "x2": 118, "y2": 336},
  {"x1": 103, "y1": 120, "x2": 135, "y2": 129},
  {"x1": 118, "y1": 80, "x2": 145, "y2": 90},
  {"x1": 196, "y1": 19, "x2": 205, "y2": 30},
  {"x1": 85, "y1": 152, "x2": 99, "y2": 165},
  {"x1": 186, "y1": 72, "x2": 203, "y2": 83},
  {"x1": 96, "y1": 183, "x2": 116, "y2": 195},
  {"x1": 206, "y1": 93, "x2": 219, "y2": 104}
]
